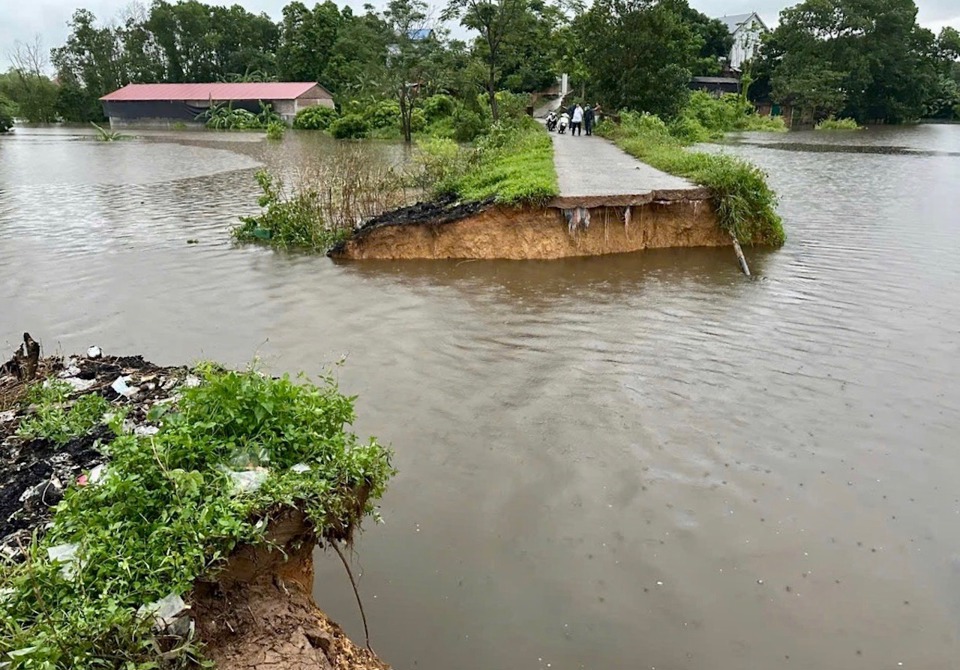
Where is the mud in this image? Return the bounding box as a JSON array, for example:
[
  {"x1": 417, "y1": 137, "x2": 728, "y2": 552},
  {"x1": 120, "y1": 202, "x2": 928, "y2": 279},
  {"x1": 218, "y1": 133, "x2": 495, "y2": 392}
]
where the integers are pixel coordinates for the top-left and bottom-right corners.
[
  {"x1": 193, "y1": 510, "x2": 388, "y2": 670},
  {"x1": 333, "y1": 199, "x2": 726, "y2": 260}
]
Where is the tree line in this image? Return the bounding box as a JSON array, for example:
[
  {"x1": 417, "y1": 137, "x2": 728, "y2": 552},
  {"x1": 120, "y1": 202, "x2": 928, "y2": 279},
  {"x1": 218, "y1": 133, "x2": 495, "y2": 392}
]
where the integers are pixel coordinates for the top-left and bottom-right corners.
[{"x1": 1, "y1": 0, "x2": 958, "y2": 129}]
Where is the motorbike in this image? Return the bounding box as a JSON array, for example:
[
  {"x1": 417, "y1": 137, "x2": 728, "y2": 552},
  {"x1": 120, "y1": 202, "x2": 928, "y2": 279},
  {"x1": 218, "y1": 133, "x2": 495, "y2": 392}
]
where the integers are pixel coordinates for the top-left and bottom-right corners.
[{"x1": 545, "y1": 114, "x2": 558, "y2": 131}]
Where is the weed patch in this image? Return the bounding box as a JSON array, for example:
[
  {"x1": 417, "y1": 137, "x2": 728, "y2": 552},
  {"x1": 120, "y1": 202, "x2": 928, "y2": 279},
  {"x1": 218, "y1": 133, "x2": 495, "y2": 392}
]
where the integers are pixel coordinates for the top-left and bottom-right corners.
[
  {"x1": 16, "y1": 382, "x2": 109, "y2": 446},
  {"x1": 815, "y1": 116, "x2": 862, "y2": 130}
]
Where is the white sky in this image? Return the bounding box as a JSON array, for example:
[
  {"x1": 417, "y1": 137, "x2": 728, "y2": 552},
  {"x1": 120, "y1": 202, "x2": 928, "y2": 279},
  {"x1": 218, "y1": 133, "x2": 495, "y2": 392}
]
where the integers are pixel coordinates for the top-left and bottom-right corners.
[{"x1": 0, "y1": 0, "x2": 957, "y2": 71}]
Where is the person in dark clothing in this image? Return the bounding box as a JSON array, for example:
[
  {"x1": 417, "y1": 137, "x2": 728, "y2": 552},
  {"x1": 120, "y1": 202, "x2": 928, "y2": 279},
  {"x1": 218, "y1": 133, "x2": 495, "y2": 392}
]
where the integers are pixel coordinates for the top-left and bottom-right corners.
[
  {"x1": 567, "y1": 103, "x2": 576, "y2": 119},
  {"x1": 584, "y1": 105, "x2": 595, "y2": 135}
]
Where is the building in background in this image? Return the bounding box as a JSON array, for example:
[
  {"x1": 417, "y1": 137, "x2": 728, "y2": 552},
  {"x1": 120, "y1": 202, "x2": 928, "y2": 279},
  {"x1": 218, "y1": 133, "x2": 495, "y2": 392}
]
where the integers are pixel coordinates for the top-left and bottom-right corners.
[
  {"x1": 100, "y1": 82, "x2": 334, "y2": 127},
  {"x1": 718, "y1": 13, "x2": 768, "y2": 72}
]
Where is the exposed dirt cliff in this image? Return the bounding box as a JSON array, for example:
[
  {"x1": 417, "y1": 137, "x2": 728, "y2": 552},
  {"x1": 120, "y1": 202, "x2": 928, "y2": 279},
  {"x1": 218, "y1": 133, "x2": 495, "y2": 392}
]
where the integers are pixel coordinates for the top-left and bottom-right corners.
[{"x1": 332, "y1": 199, "x2": 727, "y2": 261}]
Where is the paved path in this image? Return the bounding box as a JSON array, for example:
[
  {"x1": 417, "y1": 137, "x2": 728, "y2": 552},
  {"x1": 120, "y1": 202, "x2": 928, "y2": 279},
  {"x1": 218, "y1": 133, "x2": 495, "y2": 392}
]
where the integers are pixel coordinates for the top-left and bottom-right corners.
[{"x1": 545, "y1": 126, "x2": 704, "y2": 208}]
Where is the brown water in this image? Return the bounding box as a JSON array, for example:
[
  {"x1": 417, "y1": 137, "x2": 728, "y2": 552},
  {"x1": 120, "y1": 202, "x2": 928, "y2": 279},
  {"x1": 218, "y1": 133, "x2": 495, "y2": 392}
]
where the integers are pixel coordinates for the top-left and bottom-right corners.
[{"x1": 2, "y1": 124, "x2": 960, "y2": 670}]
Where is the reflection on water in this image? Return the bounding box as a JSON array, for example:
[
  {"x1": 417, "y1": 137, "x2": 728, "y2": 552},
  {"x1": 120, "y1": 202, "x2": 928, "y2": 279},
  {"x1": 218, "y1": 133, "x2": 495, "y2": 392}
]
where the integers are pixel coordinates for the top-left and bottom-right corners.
[{"x1": 2, "y1": 125, "x2": 960, "y2": 670}]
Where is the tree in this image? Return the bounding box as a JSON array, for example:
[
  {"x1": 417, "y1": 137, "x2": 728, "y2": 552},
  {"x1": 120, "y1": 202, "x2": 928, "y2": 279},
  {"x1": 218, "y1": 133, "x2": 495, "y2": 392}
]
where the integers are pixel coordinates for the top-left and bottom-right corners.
[
  {"x1": 277, "y1": 1, "x2": 344, "y2": 82},
  {"x1": 380, "y1": 0, "x2": 435, "y2": 142},
  {"x1": 51, "y1": 10, "x2": 125, "y2": 121},
  {"x1": 5, "y1": 38, "x2": 59, "y2": 122},
  {"x1": 761, "y1": 0, "x2": 941, "y2": 123},
  {"x1": 576, "y1": 0, "x2": 701, "y2": 117},
  {"x1": 0, "y1": 94, "x2": 14, "y2": 132},
  {"x1": 442, "y1": 0, "x2": 528, "y2": 121}
]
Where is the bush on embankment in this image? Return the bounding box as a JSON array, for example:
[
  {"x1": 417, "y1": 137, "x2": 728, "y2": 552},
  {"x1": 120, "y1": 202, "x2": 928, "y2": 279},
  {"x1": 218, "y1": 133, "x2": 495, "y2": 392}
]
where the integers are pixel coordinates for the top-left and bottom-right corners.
[
  {"x1": 598, "y1": 111, "x2": 785, "y2": 246},
  {"x1": 669, "y1": 91, "x2": 787, "y2": 143},
  {"x1": 0, "y1": 363, "x2": 393, "y2": 669}
]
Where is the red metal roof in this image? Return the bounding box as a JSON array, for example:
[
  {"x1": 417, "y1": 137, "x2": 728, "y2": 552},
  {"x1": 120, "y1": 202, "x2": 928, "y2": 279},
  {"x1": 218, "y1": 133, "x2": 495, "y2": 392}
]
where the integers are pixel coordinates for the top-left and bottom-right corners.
[{"x1": 100, "y1": 82, "x2": 323, "y2": 102}]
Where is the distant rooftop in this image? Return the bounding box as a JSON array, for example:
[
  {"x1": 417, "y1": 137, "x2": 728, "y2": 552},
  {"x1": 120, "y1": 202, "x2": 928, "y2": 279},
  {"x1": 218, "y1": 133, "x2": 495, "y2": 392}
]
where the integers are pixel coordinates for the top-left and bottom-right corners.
[
  {"x1": 717, "y1": 12, "x2": 767, "y2": 34},
  {"x1": 100, "y1": 82, "x2": 327, "y2": 102}
]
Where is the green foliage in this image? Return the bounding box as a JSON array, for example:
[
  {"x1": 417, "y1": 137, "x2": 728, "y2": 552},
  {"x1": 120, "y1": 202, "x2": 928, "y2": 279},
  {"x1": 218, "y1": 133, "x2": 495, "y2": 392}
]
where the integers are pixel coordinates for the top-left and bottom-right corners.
[
  {"x1": 90, "y1": 122, "x2": 127, "y2": 141},
  {"x1": 426, "y1": 118, "x2": 558, "y2": 205},
  {"x1": 329, "y1": 113, "x2": 371, "y2": 139},
  {"x1": 815, "y1": 116, "x2": 862, "y2": 130},
  {"x1": 0, "y1": 94, "x2": 14, "y2": 133},
  {"x1": 199, "y1": 102, "x2": 279, "y2": 130},
  {"x1": 1, "y1": 365, "x2": 393, "y2": 669},
  {"x1": 265, "y1": 121, "x2": 286, "y2": 140},
  {"x1": 672, "y1": 91, "x2": 787, "y2": 141},
  {"x1": 760, "y1": 0, "x2": 942, "y2": 123},
  {"x1": 293, "y1": 105, "x2": 338, "y2": 130},
  {"x1": 422, "y1": 94, "x2": 456, "y2": 121},
  {"x1": 365, "y1": 99, "x2": 402, "y2": 129},
  {"x1": 16, "y1": 381, "x2": 110, "y2": 446},
  {"x1": 233, "y1": 170, "x2": 346, "y2": 251},
  {"x1": 577, "y1": 0, "x2": 702, "y2": 119},
  {"x1": 599, "y1": 111, "x2": 785, "y2": 246},
  {"x1": 0, "y1": 70, "x2": 58, "y2": 123}
]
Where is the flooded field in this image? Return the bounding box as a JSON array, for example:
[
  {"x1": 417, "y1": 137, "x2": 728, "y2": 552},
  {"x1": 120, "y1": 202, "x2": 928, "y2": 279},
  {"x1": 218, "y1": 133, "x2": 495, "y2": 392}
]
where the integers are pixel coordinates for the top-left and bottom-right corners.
[{"x1": 2, "y1": 124, "x2": 959, "y2": 669}]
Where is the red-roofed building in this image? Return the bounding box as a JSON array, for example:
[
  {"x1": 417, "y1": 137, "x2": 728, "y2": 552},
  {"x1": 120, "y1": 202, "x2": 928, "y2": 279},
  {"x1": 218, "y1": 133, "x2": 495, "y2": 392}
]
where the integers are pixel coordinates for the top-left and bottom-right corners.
[{"x1": 100, "y1": 82, "x2": 334, "y2": 127}]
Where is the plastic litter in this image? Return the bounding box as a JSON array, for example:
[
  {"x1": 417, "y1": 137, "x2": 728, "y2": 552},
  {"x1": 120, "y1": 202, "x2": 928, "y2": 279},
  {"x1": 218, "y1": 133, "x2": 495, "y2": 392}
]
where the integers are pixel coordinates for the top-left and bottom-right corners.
[
  {"x1": 62, "y1": 377, "x2": 96, "y2": 392},
  {"x1": 134, "y1": 425, "x2": 160, "y2": 437},
  {"x1": 88, "y1": 464, "x2": 106, "y2": 485},
  {"x1": 111, "y1": 376, "x2": 139, "y2": 398},
  {"x1": 291, "y1": 463, "x2": 311, "y2": 473},
  {"x1": 86, "y1": 345, "x2": 102, "y2": 359},
  {"x1": 222, "y1": 467, "x2": 269, "y2": 494},
  {"x1": 47, "y1": 543, "x2": 80, "y2": 578},
  {"x1": 138, "y1": 592, "x2": 188, "y2": 623},
  {"x1": 184, "y1": 375, "x2": 201, "y2": 388}
]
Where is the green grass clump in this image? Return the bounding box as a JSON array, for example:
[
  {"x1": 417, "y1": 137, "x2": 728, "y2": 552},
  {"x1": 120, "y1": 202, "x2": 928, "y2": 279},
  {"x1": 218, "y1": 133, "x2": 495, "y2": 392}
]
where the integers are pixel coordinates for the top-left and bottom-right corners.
[
  {"x1": 233, "y1": 170, "x2": 348, "y2": 252},
  {"x1": 599, "y1": 111, "x2": 785, "y2": 246},
  {"x1": 16, "y1": 381, "x2": 110, "y2": 445},
  {"x1": 419, "y1": 118, "x2": 558, "y2": 206},
  {"x1": 293, "y1": 105, "x2": 338, "y2": 130},
  {"x1": 265, "y1": 121, "x2": 285, "y2": 140},
  {"x1": 0, "y1": 364, "x2": 393, "y2": 669},
  {"x1": 815, "y1": 116, "x2": 862, "y2": 130}
]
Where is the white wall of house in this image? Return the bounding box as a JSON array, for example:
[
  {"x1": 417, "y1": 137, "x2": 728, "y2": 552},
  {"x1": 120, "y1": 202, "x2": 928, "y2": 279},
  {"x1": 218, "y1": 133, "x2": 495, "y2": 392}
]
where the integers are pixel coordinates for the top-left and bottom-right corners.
[{"x1": 729, "y1": 15, "x2": 765, "y2": 70}]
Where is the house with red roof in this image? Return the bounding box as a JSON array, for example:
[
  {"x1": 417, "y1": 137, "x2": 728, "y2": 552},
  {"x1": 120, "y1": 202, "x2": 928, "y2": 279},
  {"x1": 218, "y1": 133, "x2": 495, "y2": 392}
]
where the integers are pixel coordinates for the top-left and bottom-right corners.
[{"x1": 99, "y1": 82, "x2": 334, "y2": 127}]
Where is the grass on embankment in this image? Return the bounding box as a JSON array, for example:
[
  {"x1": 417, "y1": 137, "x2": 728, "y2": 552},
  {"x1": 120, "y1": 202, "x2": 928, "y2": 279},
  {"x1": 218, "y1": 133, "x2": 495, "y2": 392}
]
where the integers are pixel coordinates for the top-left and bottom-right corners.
[
  {"x1": 598, "y1": 111, "x2": 785, "y2": 247},
  {"x1": 421, "y1": 117, "x2": 559, "y2": 206},
  {"x1": 1, "y1": 364, "x2": 393, "y2": 669}
]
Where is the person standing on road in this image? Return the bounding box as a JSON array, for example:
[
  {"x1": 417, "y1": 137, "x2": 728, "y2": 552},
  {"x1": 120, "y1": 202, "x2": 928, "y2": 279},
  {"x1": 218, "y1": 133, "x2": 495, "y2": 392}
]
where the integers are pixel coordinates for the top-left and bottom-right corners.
[
  {"x1": 571, "y1": 104, "x2": 584, "y2": 136},
  {"x1": 584, "y1": 104, "x2": 595, "y2": 135}
]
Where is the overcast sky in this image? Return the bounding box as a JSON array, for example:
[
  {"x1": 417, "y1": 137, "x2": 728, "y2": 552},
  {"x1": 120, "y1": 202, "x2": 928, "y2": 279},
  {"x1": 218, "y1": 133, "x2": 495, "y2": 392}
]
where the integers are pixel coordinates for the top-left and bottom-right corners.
[{"x1": 1, "y1": 0, "x2": 958, "y2": 71}]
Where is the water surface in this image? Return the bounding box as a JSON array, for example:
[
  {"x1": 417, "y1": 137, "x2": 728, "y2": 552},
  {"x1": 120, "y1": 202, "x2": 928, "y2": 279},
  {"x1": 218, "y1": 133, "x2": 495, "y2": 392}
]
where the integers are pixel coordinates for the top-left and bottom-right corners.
[{"x1": 2, "y1": 124, "x2": 959, "y2": 670}]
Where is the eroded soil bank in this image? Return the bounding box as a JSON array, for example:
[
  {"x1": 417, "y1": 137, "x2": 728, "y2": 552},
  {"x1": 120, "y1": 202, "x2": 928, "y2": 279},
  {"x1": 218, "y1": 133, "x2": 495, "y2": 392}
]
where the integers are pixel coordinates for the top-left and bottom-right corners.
[{"x1": 331, "y1": 195, "x2": 726, "y2": 261}]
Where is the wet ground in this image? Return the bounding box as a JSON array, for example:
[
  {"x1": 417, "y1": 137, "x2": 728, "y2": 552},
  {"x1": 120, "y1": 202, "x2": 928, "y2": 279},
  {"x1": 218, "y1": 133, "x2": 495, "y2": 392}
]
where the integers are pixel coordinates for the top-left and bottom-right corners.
[{"x1": 2, "y1": 124, "x2": 960, "y2": 669}]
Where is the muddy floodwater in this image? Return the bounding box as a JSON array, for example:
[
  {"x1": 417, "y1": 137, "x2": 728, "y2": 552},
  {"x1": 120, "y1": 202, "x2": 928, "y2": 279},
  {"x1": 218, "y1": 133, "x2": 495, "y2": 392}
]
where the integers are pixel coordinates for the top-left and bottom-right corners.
[{"x1": 2, "y1": 125, "x2": 960, "y2": 670}]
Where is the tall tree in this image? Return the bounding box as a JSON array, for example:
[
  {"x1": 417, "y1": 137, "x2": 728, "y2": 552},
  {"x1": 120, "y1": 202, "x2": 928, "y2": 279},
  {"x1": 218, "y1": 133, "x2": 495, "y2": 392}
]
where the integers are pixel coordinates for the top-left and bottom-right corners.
[
  {"x1": 761, "y1": 0, "x2": 940, "y2": 123},
  {"x1": 576, "y1": 0, "x2": 701, "y2": 117},
  {"x1": 442, "y1": 0, "x2": 528, "y2": 121},
  {"x1": 381, "y1": 0, "x2": 435, "y2": 142},
  {"x1": 4, "y1": 37, "x2": 59, "y2": 122}
]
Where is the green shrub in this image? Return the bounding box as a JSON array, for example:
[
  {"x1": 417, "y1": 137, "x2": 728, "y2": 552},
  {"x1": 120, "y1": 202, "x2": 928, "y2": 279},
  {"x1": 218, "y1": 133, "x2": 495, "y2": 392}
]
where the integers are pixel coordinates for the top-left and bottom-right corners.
[
  {"x1": 16, "y1": 381, "x2": 110, "y2": 445},
  {"x1": 0, "y1": 365, "x2": 393, "y2": 669},
  {"x1": 674, "y1": 91, "x2": 787, "y2": 139},
  {"x1": 329, "y1": 113, "x2": 370, "y2": 139},
  {"x1": 293, "y1": 105, "x2": 338, "y2": 130},
  {"x1": 265, "y1": 121, "x2": 285, "y2": 140},
  {"x1": 1, "y1": 95, "x2": 16, "y2": 133},
  {"x1": 365, "y1": 100, "x2": 401, "y2": 129},
  {"x1": 233, "y1": 170, "x2": 346, "y2": 251},
  {"x1": 422, "y1": 94, "x2": 456, "y2": 121},
  {"x1": 815, "y1": 116, "x2": 862, "y2": 130},
  {"x1": 599, "y1": 112, "x2": 784, "y2": 246},
  {"x1": 451, "y1": 106, "x2": 486, "y2": 142}
]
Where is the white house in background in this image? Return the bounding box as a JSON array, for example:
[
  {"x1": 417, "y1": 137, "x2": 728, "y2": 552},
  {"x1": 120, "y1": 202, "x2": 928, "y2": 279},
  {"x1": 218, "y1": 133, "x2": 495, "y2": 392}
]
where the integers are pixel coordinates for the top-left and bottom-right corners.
[{"x1": 718, "y1": 12, "x2": 768, "y2": 71}]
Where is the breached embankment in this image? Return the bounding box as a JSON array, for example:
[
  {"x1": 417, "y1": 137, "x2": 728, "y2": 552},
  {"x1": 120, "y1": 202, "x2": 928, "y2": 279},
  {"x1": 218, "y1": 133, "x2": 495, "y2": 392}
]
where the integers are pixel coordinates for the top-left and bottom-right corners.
[{"x1": 330, "y1": 189, "x2": 727, "y2": 261}]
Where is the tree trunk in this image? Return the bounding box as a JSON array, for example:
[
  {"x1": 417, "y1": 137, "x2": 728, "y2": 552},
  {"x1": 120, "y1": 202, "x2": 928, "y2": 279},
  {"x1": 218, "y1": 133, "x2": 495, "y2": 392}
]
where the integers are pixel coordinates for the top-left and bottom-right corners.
[{"x1": 488, "y1": 58, "x2": 498, "y2": 122}]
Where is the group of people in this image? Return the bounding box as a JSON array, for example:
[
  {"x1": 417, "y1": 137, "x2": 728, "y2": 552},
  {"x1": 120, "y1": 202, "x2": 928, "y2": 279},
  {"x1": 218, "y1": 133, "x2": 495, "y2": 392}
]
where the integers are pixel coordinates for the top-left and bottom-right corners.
[{"x1": 545, "y1": 103, "x2": 602, "y2": 136}]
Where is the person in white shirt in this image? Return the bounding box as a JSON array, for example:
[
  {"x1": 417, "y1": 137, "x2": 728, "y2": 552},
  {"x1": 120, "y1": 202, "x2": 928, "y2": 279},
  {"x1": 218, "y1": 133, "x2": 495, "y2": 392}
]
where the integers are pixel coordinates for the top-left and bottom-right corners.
[{"x1": 571, "y1": 104, "x2": 584, "y2": 136}]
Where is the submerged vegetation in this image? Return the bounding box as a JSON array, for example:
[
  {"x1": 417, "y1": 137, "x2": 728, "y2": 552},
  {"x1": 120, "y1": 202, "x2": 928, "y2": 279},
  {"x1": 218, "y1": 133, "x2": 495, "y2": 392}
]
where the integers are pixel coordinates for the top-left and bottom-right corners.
[
  {"x1": 234, "y1": 153, "x2": 411, "y2": 252},
  {"x1": 669, "y1": 91, "x2": 786, "y2": 142},
  {"x1": 815, "y1": 116, "x2": 863, "y2": 130},
  {"x1": 90, "y1": 122, "x2": 126, "y2": 141},
  {"x1": 0, "y1": 361, "x2": 393, "y2": 669},
  {"x1": 198, "y1": 101, "x2": 282, "y2": 131},
  {"x1": 598, "y1": 111, "x2": 784, "y2": 246}
]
